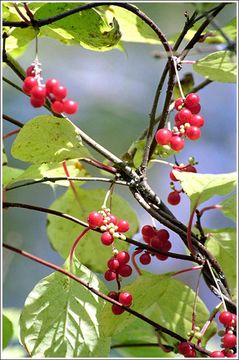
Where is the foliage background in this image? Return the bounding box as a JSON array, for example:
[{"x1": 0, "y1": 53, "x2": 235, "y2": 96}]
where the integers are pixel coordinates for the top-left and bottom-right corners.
[{"x1": 2, "y1": 2, "x2": 236, "y2": 358}]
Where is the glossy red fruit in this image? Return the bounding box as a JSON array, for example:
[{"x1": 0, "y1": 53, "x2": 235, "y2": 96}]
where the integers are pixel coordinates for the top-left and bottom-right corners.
[
  {"x1": 174, "y1": 112, "x2": 182, "y2": 127},
  {"x1": 184, "y1": 93, "x2": 200, "y2": 108},
  {"x1": 185, "y1": 126, "x2": 201, "y2": 140},
  {"x1": 139, "y1": 252, "x2": 151, "y2": 265},
  {"x1": 151, "y1": 236, "x2": 163, "y2": 249},
  {"x1": 118, "y1": 264, "x2": 132, "y2": 277},
  {"x1": 210, "y1": 351, "x2": 225, "y2": 358},
  {"x1": 108, "y1": 291, "x2": 118, "y2": 300},
  {"x1": 107, "y1": 258, "x2": 120, "y2": 270},
  {"x1": 219, "y1": 311, "x2": 233, "y2": 327},
  {"x1": 185, "y1": 349, "x2": 196, "y2": 357},
  {"x1": 116, "y1": 251, "x2": 130, "y2": 264},
  {"x1": 167, "y1": 191, "x2": 181, "y2": 205},
  {"x1": 174, "y1": 97, "x2": 184, "y2": 111},
  {"x1": 23, "y1": 77, "x2": 38, "y2": 92},
  {"x1": 157, "y1": 229, "x2": 170, "y2": 241},
  {"x1": 52, "y1": 84, "x2": 67, "y2": 100},
  {"x1": 119, "y1": 292, "x2": 133, "y2": 306},
  {"x1": 101, "y1": 231, "x2": 114, "y2": 246},
  {"x1": 112, "y1": 304, "x2": 125, "y2": 315},
  {"x1": 63, "y1": 99, "x2": 78, "y2": 114},
  {"x1": 46, "y1": 78, "x2": 60, "y2": 94},
  {"x1": 155, "y1": 128, "x2": 172, "y2": 145},
  {"x1": 108, "y1": 214, "x2": 118, "y2": 225},
  {"x1": 155, "y1": 253, "x2": 168, "y2": 261},
  {"x1": 104, "y1": 270, "x2": 116, "y2": 281},
  {"x1": 31, "y1": 85, "x2": 46, "y2": 99},
  {"x1": 51, "y1": 100, "x2": 64, "y2": 114},
  {"x1": 189, "y1": 103, "x2": 201, "y2": 114},
  {"x1": 189, "y1": 114, "x2": 205, "y2": 128},
  {"x1": 169, "y1": 167, "x2": 179, "y2": 181},
  {"x1": 229, "y1": 314, "x2": 237, "y2": 327},
  {"x1": 223, "y1": 333, "x2": 237, "y2": 348},
  {"x1": 177, "y1": 108, "x2": 192, "y2": 124},
  {"x1": 178, "y1": 342, "x2": 192, "y2": 355},
  {"x1": 117, "y1": 219, "x2": 129, "y2": 233},
  {"x1": 141, "y1": 225, "x2": 156, "y2": 237},
  {"x1": 162, "y1": 241, "x2": 172, "y2": 252},
  {"x1": 87, "y1": 211, "x2": 104, "y2": 228},
  {"x1": 30, "y1": 96, "x2": 45, "y2": 108},
  {"x1": 184, "y1": 164, "x2": 197, "y2": 173},
  {"x1": 170, "y1": 136, "x2": 184, "y2": 151},
  {"x1": 26, "y1": 65, "x2": 36, "y2": 77}
]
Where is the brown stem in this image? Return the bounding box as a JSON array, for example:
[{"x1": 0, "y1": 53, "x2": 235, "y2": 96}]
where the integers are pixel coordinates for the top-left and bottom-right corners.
[
  {"x1": 69, "y1": 227, "x2": 90, "y2": 273},
  {"x1": 3, "y1": 129, "x2": 20, "y2": 140},
  {"x1": 2, "y1": 242, "x2": 211, "y2": 356},
  {"x1": 131, "y1": 249, "x2": 143, "y2": 275}
]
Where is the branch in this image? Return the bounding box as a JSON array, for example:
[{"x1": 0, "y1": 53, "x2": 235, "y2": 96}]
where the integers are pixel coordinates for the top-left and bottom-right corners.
[
  {"x1": 2, "y1": 242, "x2": 211, "y2": 356},
  {"x1": 3, "y1": 114, "x2": 24, "y2": 128}
]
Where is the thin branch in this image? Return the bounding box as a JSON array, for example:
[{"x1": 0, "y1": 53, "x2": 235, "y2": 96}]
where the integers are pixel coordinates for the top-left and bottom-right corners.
[
  {"x1": 2, "y1": 242, "x2": 210, "y2": 356},
  {"x1": 3, "y1": 76, "x2": 24, "y2": 93},
  {"x1": 3, "y1": 114, "x2": 24, "y2": 128},
  {"x1": 2, "y1": 201, "x2": 194, "y2": 262},
  {"x1": 3, "y1": 129, "x2": 20, "y2": 140},
  {"x1": 12, "y1": 3, "x2": 31, "y2": 24},
  {"x1": 5, "y1": 176, "x2": 127, "y2": 192}
]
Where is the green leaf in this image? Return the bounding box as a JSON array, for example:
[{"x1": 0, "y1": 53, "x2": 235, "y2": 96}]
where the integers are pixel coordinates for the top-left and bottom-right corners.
[
  {"x1": 173, "y1": 171, "x2": 236, "y2": 208},
  {"x1": 19, "y1": 257, "x2": 111, "y2": 357},
  {"x1": 3, "y1": 166, "x2": 24, "y2": 187},
  {"x1": 205, "y1": 228, "x2": 236, "y2": 292},
  {"x1": 8, "y1": 159, "x2": 89, "y2": 187},
  {"x1": 11, "y1": 115, "x2": 90, "y2": 164},
  {"x1": 100, "y1": 272, "x2": 170, "y2": 337},
  {"x1": 2, "y1": 314, "x2": 14, "y2": 349},
  {"x1": 193, "y1": 51, "x2": 236, "y2": 83},
  {"x1": 219, "y1": 194, "x2": 236, "y2": 223},
  {"x1": 5, "y1": 28, "x2": 36, "y2": 57},
  {"x1": 2, "y1": 146, "x2": 8, "y2": 165},
  {"x1": 115, "y1": 344, "x2": 175, "y2": 358},
  {"x1": 35, "y1": 3, "x2": 121, "y2": 51},
  {"x1": 47, "y1": 188, "x2": 139, "y2": 272},
  {"x1": 105, "y1": 5, "x2": 160, "y2": 44}
]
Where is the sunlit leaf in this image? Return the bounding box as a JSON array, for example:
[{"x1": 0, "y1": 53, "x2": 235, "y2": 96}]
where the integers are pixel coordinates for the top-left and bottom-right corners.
[
  {"x1": 219, "y1": 194, "x2": 236, "y2": 223},
  {"x1": 2, "y1": 314, "x2": 13, "y2": 349}
]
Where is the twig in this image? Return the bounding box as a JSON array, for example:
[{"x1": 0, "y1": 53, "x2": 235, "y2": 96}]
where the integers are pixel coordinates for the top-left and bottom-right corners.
[
  {"x1": 3, "y1": 76, "x2": 24, "y2": 93},
  {"x1": 3, "y1": 129, "x2": 20, "y2": 140},
  {"x1": 2, "y1": 242, "x2": 211, "y2": 356},
  {"x1": 3, "y1": 114, "x2": 24, "y2": 128},
  {"x1": 69, "y1": 227, "x2": 90, "y2": 273}
]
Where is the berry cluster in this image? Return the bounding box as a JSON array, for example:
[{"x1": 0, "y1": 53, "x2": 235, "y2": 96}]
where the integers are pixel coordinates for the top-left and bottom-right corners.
[
  {"x1": 210, "y1": 310, "x2": 237, "y2": 358},
  {"x1": 155, "y1": 93, "x2": 205, "y2": 152},
  {"x1": 167, "y1": 162, "x2": 197, "y2": 206},
  {"x1": 87, "y1": 207, "x2": 132, "y2": 315},
  {"x1": 108, "y1": 290, "x2": 133, "y2": 315},
  {"x1": 22, "y1": 64, "x2": 78, "y2": 114},
  {"x1": 138, "y1": 225, "x2": 172, "y2": 264},
  {"x1": 177, "y1": 342, "x2": 196, "y2": 358}
]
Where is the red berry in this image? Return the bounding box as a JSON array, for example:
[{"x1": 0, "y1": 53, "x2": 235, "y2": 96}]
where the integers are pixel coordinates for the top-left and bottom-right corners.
[
  {"x1": 26, "y1": 65, "x2": 36, "y2": 77},
  {"x1": 210, "y1": 351, "x2": 225, "y2": 358},
  {"x1": 169, "y1": 167, "x2": 179, "y2": 181},
  {"x1": 23, "y1": 77, "x2": 38, "y2": 92},
  {"x1": 31, "y1": 85, "x2": 46, "y2": 99},
  {"x1": 51, "y1": 100, "x2": 64, "y2": 114},
  {"x1": 184, "y1": 164, "x2": 197, "y2": 173},
  {"x1": 177, "y1": 108, "x2": 192, "y2": 124},
  {"x1": 118, "y1": 264, "x2": 132, "y2": 277},
  {"x1": 141, "y1": 225, "x2": 156, "y2": 237},
  {"x1": 30, "y1": 96, "x2": 45, "y2": 108},
  {"x1": 101, "y1": 231, "x2": 114, "y2": 246},
  {"x1": 219, "y1": 311, "x2": 233, "y2": 327},
  {"x1": 178, "y1": 342, "x2": 192, "y2": 355},
  {"x1": 189, "y1": 114, "x2": 205, "y2": 128},
  {"x1": 116, "y1": 251, "x2": 130, "y2": 264},
  {"x1": 112, "y1": 304, "x2": 125, "y2": 315},
  {"x1": 107, "y1": 258, "x2": 120, "y2": 270},
  {"x1": 189, "y1": 103, "x2": 201, "y2": 114},
  {"x1": 168, "y1": 191, "x2": 181, "y2": 205},
  {"x1": 117, "y1": 219, "x2": 129, "y2": 233},
  {"x1": 185, "y1": 348, "x2": 196, "y2": 357},
  {"x1": 52, "y1": 84, "x2": 67, "y2": 100},
  {"x1": 87, "y1": 211, "x2": 104, "y2": 228},
  {"x1": 170, "y1": 136, "x2": 184, "y2": 151},
  {"x1": 174, "y1": 97, "x2": 184, "y2": 111},
  {"x1": 229, "y1": 314, "x2": 237, "y2": 328},
  {"x1": 151, "y1": 236, "x2": 163, "y2": 249},
  {"x1": 155, "y1": 128, "x2": 172, "y2": 145},
  {"x1": 155, "y1": 253, "x2": 168, "y2": 261},
  {"x1": 162, "y1": 241, "x2": 172, "y2": 252},
  {"x1": 108, "y1": 291, "x2": 118, "y2": 300},
  {"x1": 46, "y1": 78, "x2": 60, "y2": 94},
  {"x1": 223, "y1": 351, "x2": 237, "y2": 358},
  {"x1": 108, "y1": 214, "x2": 118, "y2": 225},
  {"x1": 139, "y1": 252, "x2": 151, "y2": 265},
  {"x1": 104, "y1": 270, "x2": 116, "y2": 281},
  {"x1": 185, "y1": 126, "x2": 201, "y2": 140},
  {"x1": 157, "y1": 229, "x2": 170, "y2": 241},
  {"x1": 174, "y1": 112, "x2": 182, "y2": 127},
  {"x1": 184, "y1": 93, "x2": 200, "y2": 108},
  {"x1": 63, "y1": 99, "x2": 78, "y2": 115},
  {"x1": 119, "y1": 292, "x2": 133, "y2": 306},
  {"x1": 223, "y1": 333, "x2": 237, "y2": 348}
]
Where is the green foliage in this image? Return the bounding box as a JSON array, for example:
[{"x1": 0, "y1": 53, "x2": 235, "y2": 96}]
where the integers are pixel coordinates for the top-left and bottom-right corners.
[
  {"x1": 3, "y1": 166, "x2": 24, "y2": 187},
  {"x1": 35, "y1": 3, "x2": 121, "y2": 51},
  {"x1": 47, "y1": 188, "x2": 139, "y2": 272},
  {"x1": 193, "y1": 51, "x2": 236, "y2": 83},
  {"x1": 11, "y1": 115, "x2": 90, "y2": 164},
  {"x1": 205, "y1": 228, "x2": 236, "y2": 292},
  {"x1": 173, "y1": 171, "x2": 236, "y2": 208},
  {"x1": 2, "y1": 314, "x2": 14, "y2": 349},
  {"x1": 219, "y1": 194, "x2": 236, "y2": 223},
  {"x1": 8, "y1": 159, "x2": 89, "y2": 187},
  {"x1": 19, "y1": 256, "x2": 111, "y2": 357}
]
